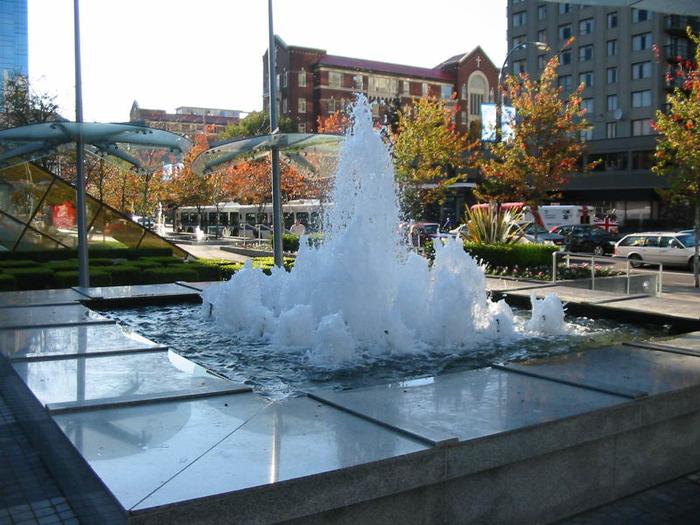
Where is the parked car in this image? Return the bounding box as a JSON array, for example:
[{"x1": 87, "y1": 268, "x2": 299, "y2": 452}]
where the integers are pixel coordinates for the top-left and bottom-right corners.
[
  {"x1": 550, "y1": 224, "x2": 617, "y2": 255},
  {"x1": 520, "y1": 223, "x2": 566, "y2": 246},
  {"x1": 408, "y1": 222, "x2": 442, "y2": 246},
  {"x1": 614, "y1": 232, "x2": 698, "y2": 269}
]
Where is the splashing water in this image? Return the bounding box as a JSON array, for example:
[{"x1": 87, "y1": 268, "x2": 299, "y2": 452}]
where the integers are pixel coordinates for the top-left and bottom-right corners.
[{"x1": 203, "y1": 96, "x2": 565, "y2": 367}]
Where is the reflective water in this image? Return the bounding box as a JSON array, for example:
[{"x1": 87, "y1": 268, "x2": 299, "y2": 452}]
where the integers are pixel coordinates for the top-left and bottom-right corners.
[{"x1": 104, "y1": 304, "x2": 667, "y2": 398}]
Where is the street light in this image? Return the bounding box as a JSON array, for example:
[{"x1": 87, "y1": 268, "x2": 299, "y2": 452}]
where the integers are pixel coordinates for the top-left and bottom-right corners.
[{"x1": 495, "y1": 41, "x2": 549, "y2": 143}]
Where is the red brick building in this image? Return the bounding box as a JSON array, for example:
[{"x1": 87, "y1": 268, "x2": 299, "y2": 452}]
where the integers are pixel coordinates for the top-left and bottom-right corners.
[
  {"x1": 263, "y1": 36, "x2": 499, "y2": 135},
  {"x1": 129, "y1": 102, "x2": 243, "y2": 139}
]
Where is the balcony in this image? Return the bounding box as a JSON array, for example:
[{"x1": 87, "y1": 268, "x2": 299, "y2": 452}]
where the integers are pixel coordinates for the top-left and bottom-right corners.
[
  {"x1": 664, "y1": 41, "x2": 696, "y2": 63},
  {"x1": 664, "y1": 15, "x2": 700, "y2": 35}
]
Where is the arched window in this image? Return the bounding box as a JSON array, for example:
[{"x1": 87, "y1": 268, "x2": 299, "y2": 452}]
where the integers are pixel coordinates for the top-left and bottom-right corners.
[{"x1": 467, "y1": 72, "x2": 489, "y2": 117}]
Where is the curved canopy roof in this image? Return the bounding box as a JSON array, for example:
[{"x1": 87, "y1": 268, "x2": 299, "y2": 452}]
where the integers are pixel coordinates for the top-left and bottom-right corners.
[
  {"x1": 0, "y1": 122, "x2": 191, "y2": 167},
  {"x1": 193, "y1": 132, "x2": 344, "y2": 175}
]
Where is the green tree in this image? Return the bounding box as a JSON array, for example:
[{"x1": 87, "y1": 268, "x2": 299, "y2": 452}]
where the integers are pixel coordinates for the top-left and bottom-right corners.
[
  {"x1": 392, "y1": 97, "x2": 472, "y2": 219},
  {"x1": 475, "y1": 52, "x2": 589, "y2": 209},
  {"x1": 653, "y1": 29, "x2": 700, "y2": 286},
  {"x1": 0, "y1": 73, "x2": 60, "y2": 129},
  {"x1": 220, "y1": 110, "x2": 296, "y2": 140}
]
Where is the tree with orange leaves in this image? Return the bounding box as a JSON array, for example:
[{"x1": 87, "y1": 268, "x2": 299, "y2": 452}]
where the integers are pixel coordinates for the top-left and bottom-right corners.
[
  {"x1": 317, "y1": 111, "x2": 350, "y2": 135},
  {"x1": 475, "y1": 52, "x2": 590, "y2": 207}
]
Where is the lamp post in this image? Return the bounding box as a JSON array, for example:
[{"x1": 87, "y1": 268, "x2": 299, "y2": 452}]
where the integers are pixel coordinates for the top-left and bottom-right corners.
[
  {"x1": 496, "y1": 41, "x2": 549, "y2": 143},
  {"x1": 73, "y1": 0, "x2": 89, "y2": 288},
  {"x1": 267, "y1": 0, "x2": 284, "y2": 268}
]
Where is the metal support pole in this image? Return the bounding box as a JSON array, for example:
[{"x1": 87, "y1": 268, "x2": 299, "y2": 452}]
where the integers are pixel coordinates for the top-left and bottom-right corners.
[
  {"x1": 552, "y1": 251, "x2": 557, "y2": 283},
  {"x1": 267, "y1": 0, "x2": 283, "y2": 268},
  {"x1": 74, "y1": 0, "x2": 89, "y2": 288},
  {"x1": 590, "y1": 256, "x2": 595, "y2": 290}
]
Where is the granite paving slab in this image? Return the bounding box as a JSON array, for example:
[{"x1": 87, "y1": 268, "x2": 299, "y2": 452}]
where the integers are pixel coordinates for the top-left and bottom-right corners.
[
  {"x1": 52, "y1": 392, "x2": 270, "y2": 510},
  {"x1": 656, "y1": 331, "x2": 700, "y2": 351},
  {"x1": 175, "y1": 281, "x2": 219, "y2": 292},
  {"x1": 600, "y1": 296, "x2": 700, "y2": 320},
  {"x1": 132, "y1": 395, "x2": 428, "y2": 512},
  {"x1": 76, "y1": 283, "x2": 200, "y2": 300},
  {"x1": 485, "y1": 278, "x2": 558, "y2": 293},
  {"x1": 12, "y1": 350, "x2": 249, "y2": 409},
  {"x1": 504, "y1": 285, "x2": 634, "y2": 305},
  {"x1": 515, "y1": 345, "x2": 700, "y2": 396},
  {"x1": 0, "y1": 323, "x2": 164, "y2": 361},
  {"x1": 0, "y1": 288, "x2": 88, "y2": 308},
  {"x1": 0, "y1": 304, "x2": 111, "y2": 331},
  {"x1": 309, "y1": 368, "x2": 627, "y2": 446}
]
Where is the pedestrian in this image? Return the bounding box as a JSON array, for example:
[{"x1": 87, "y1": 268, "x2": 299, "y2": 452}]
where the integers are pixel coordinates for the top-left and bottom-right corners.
[{"x1": 290, "y1": 219, "x2": 306, "y2": 236}]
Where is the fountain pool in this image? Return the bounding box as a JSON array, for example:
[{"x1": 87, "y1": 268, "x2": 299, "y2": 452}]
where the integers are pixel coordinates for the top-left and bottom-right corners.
[{"x1": 103, "y1": 303, "x2": 666, "y2": 398}]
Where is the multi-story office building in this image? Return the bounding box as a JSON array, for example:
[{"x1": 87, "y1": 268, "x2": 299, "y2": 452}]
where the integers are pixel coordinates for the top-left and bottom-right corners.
[
  {"x1": 0, "y1": 0, "x2": 28, "y2": 99},
  {"x1": 262, "y1": 36, "x2": 499, "y2": 137},
  {"x1": 129, "y1": 102, "x2": 242, "y2": 139},
  {"x1": 507, "y1": 0, "x2": 698, "y2": 227}
]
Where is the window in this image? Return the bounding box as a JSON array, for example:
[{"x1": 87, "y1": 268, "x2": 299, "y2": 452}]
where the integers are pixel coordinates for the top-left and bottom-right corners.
[
  {"x1": 607, "y1": 94, "x2": 618, "y2": 111},
  {"x1": 460, "y1": 83, "x2": 467, "y2": 100},
  {"x1": 632, "y1": 33, "x2": 652, "y2": 51},
  {"x1": 298, "y1": 122, "x2": 306, "y2": 133},
  {"x1": 607, "y1": 40, "x2": 617, "y2": 56},
  {"x1": 631, "y1": 151, "x2": 654, "y2": 169},
  {"x1": 538, "y1": 4, "x2": 547, "y2": 20},
  {"x1": 328, "y1": 98, "x2": 336, "y2": 113},
  {"x1": 558, "y1": 75, "x2": 572, "y2": 90},
  {"x1": 579, "y1": 45, "x2": 593, "y2": 62},
  {"x1": 559, "y1": 24, "x2": 572, "y2": 41},
  {"x1": 579, "y1": 18, "x2": 594, "y2": 35},
  {"x1": 632, "y1": 90, "x2": 652, "y2": 107},
  {"x1": 561, "y1": 49, "x2": 572, "y2": 65},
  {"x1": 512, "y1": 35, "x2": 526, "y2": 47},
  {"x1": 298, "y1": 70, "x2": 306, "y2": 87},
  {"x1": 538, "y1": 29, "x2": 547, "y2": 43},
  {"x1": 470, "y1": 93, "x2": 484, "y2": 115},
  {"x1": 282, "y1": 97, "x2": 288, "y2": 114},
  {"x1": 513, "y1": 12, "x2": 527, "y2": 27},
  {"x1": 580, "y1": 126, "x2": 594, "y2": 141},
  {"x1": 441, "y1": 85, "x2": 452, "y2": 99},
  {"x1": 422, "y1": 82, "x2": 429, "y2": 96},
  {"x1": 632, "y1": 8, "x2": 649, "y2": 23},
  {"x1": 403, "y1": 81, "x2": 411, "y2": 96},
  {"x1": 538, "y1": 54, "x2": 547, "y2": 69},
  {"x1": 298, "y1": 98, "x2": 306, "y2": 114},
  {"x1": 607, "y1": 12, "x2": 618, "y2": 29},
  {"x1": 513, "y1": 60, "x2": 526, "y2": 75},
  {"x1": 581, "y1": 98, "x2": 594, "y2": 114},
  {"x1": 632, "y1": 61, "x2": 652, "y2": 79},
  {"x1": 281, "y1": 71, "x2": 287, "y2": 88},
  {"x1": 579, "y1": 71, "x2": 594, "y2": 87},
  {"x1": 606, "y1": 122, "x2": 617, "y2": 138},
  {"x1": 607, "y1": 67, "x2": 618, "y2": 84},
  {"x1": 329, "y1": 71, "x2": 342, "y2": 88},
  {"x1": 631, "y1": 118, "x2": 653, "y2": 136},
  {"x1": 559, "y1": 3, "x2": 570, "y2": 15},
  {"x1": 353, "y1": 74, "x2": 363, "y2": 90},
  {"x1": 461, "y1": 111, "x2": 467, "y2": 126}
]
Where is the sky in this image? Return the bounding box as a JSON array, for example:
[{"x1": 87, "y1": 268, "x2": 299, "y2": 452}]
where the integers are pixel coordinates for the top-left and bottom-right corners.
[{"x1": 28, "y1": 0, "x2": 507, "y2": 123}]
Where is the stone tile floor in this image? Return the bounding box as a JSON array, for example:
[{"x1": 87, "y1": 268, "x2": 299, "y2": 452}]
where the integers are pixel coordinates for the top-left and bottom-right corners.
[{"x1": 0, "y1": 396, "x2": 78, "y2": 525}]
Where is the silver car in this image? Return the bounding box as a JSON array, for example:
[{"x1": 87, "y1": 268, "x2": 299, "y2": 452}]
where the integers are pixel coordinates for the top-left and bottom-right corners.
[{"x1": 614, "y1": 232, "x2": 698, "y2": 269}]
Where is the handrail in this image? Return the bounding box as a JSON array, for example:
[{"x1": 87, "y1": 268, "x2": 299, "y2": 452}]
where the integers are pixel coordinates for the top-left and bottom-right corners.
[{"x1": 552, "y1": 251, "x2": 663, "y2": 295}]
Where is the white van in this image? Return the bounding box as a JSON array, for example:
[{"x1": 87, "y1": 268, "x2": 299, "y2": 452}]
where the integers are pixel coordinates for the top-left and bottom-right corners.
[
  {"x1": 614, "y1": 232, "x2": 698, "y2": 269},
  {"x1": 470, "y1": 203, "x2": 596, "y2": 231}
]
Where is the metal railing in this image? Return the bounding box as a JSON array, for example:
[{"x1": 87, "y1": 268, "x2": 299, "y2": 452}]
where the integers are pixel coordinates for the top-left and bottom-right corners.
[{"x1": 552, "y1": 251, "x2": 663, "y2": 295}]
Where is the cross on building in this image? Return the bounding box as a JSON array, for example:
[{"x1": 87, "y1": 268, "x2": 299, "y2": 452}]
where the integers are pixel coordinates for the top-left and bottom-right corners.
[{"x1": 475, "y1": 55, "x2": 482, "y2": 68}]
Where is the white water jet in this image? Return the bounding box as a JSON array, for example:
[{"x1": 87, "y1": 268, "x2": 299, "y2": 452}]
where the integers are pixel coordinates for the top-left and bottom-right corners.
[
  {"x1": 526, "y1": 293, "x2": 568, "y2": 335},
  {"x1": 203, "y1": 95, "x2": 565, "y2": 366}
]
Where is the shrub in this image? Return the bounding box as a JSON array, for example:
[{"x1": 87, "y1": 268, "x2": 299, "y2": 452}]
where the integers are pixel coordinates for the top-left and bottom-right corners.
[
  {"x1": 53, "y1": 270, "x2": 112, "y2": 289},
  {"x1": 465, "y1": 203, "x2": 525, "y2": 244},
  {"x1": 180, "y1": 262, "x2": 221, "y2": 281},
  {"x1": 89, "y1": 258, "x2": 115, "y2": 266},
  {"x1": 281, "y1": 233, "x2": 300, "y2": 252},
  {"x1": 103, "y1": 264, "x2": 142, "y2": 286},
  {"x1": 0, "y1": 273, "x2": 17, "y2": 291},
  {"x1": 0, "y1": 259, "x2": 39, "y2": 269},
  {"x1": 143, "y1": 266, "x2": 199, "y2": 284},
  {"x1": 140, "y1": 256, "x2": 183, "y2": 266},
  {"x1": 46, "y1": 260, "x2": 80, "y2": 271},
  {"x1": 125, "y1": 248, "x2": 174, "y2": 259},
  {"x1": 132, "y1": 260, "x2": 164, "y2": 270},
  {"x1": 463, "y1": 242, "x2": 559, "y2": 268},
  {"x1": 3, "y1": 267, "x2": 55, "y2": 290}
]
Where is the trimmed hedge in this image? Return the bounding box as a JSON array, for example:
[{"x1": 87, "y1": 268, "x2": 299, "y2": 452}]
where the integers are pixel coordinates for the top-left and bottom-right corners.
[
  {"x1": 2, "y1": 267, "x2": 55, "y2": 290},
  {"x1": 140, "y1": 256, "x2": 183, "y2": 266},
  {"x1": 102, "y1": 264, "x2": 142, "y2": 286},
  {"x1": 0, "y1": 273, "x2": 17, "y2": 291},
  {"x1": 0, "y1": 259, "x2": 40, "y2": 269},
  {"x1": 463, "y1": 242, "x2": 559, "y2": 268},
  {"x1": 46, "y1": 260, "x2": 80, "y2": 271},
  {"x1": 131, "y1": 260, "x2": 164, "y2": 270},
  {"x1": 0, "y1": 247, "x2": 174, "y2": 263},
  {"x1": 54, "y1": 270, "x2": 112, "y2": 289},
  {"x1": 143, "y1": 266, "x2": 199, "y2": 284}
]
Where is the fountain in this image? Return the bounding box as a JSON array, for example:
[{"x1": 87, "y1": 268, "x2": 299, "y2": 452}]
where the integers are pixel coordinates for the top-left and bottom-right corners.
[{"x1": 202, "y1": 96, "x2": 565, "y2": 367}]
